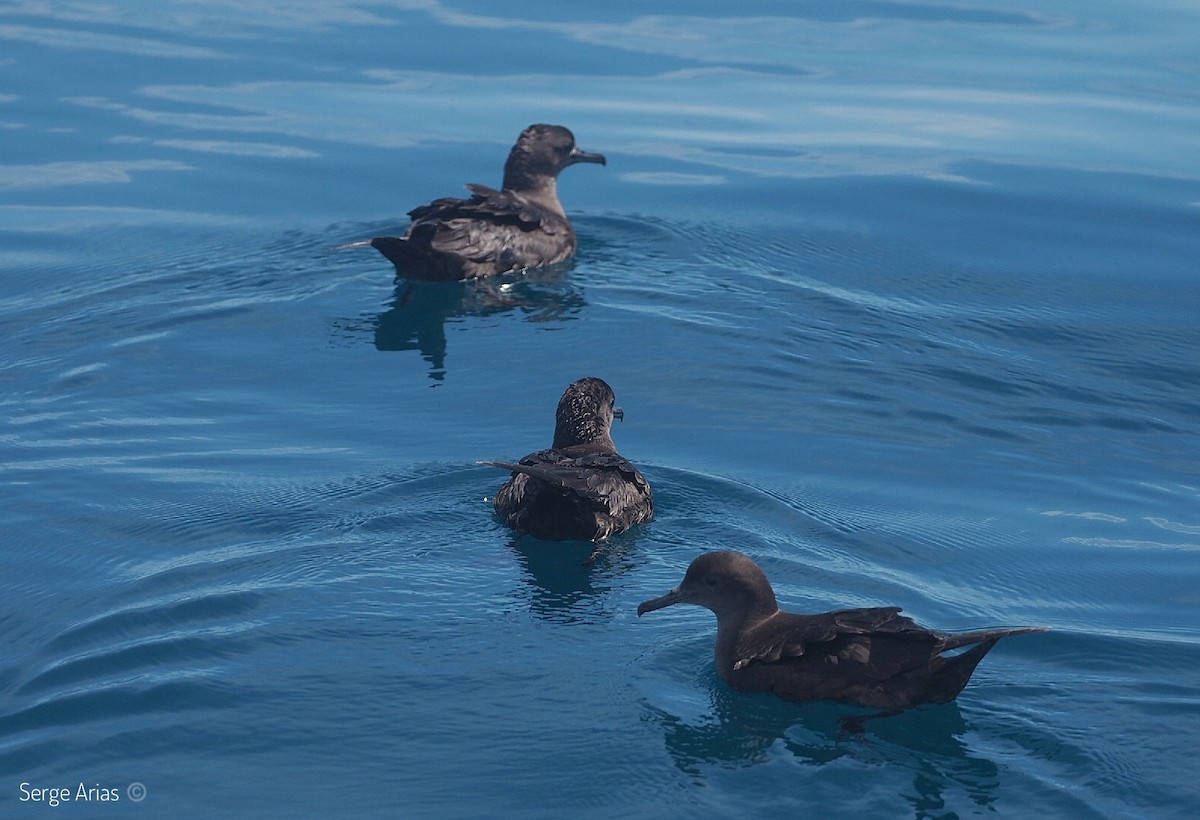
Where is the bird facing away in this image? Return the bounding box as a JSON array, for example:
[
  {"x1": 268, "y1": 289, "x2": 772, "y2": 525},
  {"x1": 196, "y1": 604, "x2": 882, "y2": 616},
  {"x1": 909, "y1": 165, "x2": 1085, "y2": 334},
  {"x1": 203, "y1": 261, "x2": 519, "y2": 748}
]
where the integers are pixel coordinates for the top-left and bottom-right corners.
[
  {"x1": 362, "y1": 124, "x2": 606, "y2": 280},
  {"x1": 480, "y1": 377, "x2": 653, "y2": 549},
  {"x1": 637, "y1": 551, "x2": 1046, "y2": 713}
]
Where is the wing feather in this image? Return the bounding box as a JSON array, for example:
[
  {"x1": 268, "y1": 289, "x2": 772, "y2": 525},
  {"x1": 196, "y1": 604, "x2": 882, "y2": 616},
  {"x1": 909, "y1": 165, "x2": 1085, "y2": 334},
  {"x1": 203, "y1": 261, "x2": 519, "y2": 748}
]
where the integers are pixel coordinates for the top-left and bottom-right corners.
[{"x1": 732, "y1": 608, "x2": 932, "y2": 675}]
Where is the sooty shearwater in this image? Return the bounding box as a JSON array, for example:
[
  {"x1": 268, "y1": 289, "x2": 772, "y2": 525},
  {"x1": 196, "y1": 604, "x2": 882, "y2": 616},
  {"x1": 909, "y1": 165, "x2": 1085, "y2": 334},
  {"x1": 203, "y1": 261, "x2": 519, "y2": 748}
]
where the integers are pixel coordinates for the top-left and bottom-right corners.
[
  {"x1": 358, "y1": 124, "x2": 605, "y2": 280},
  {"x1": 638, "y1": 551, "x2": 1046, "y2": 715},
  {"x1": 479, "y1": 377, "x2": 653, "y2": 555}
]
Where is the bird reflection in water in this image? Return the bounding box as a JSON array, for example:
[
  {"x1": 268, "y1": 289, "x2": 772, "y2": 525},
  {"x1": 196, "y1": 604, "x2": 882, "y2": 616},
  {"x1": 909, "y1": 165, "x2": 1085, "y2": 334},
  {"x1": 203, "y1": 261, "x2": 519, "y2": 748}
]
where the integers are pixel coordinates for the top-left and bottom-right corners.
[
  {"x1": 649, "y1": 684, "x2": 1003, "y2": 816},
  {"x1": 369, "y1": 263, "x2": 586, "y2": 381}
]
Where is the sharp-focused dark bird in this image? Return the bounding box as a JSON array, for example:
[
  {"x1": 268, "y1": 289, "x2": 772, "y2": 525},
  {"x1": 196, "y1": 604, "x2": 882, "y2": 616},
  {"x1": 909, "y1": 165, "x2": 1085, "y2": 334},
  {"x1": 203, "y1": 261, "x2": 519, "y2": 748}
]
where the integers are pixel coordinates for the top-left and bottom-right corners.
[
  {"x1": 362, "y1": 124, "x2": 605, "y2": 280},
  {"x1": 480, "y1": 377, "x2": 653, "y2": 548},
  {"x1": 638, "y1": 551, "x2": 1045, "y2": 712}
]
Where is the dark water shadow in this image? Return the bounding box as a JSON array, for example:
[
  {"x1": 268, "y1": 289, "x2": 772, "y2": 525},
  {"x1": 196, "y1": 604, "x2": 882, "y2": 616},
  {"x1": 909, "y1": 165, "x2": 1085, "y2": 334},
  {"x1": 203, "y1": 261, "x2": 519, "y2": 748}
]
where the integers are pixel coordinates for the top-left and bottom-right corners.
[
  {"x1": 650, "y1": 682, "x2": 1002, "y2": 814},
  {"x1": 350, "y1": 261, "x2": 586, "y2": 382},
  {"x1": 507, "y1": 529, "x2": 645, "y2": 624}
]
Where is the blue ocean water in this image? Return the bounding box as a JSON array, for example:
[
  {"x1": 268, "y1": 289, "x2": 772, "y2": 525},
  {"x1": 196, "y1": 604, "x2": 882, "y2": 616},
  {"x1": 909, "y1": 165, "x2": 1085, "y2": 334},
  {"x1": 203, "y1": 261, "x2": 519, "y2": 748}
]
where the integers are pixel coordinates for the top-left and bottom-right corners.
[{"x1": 3, "y1": 2, "x2": 1199, "y2": 818}]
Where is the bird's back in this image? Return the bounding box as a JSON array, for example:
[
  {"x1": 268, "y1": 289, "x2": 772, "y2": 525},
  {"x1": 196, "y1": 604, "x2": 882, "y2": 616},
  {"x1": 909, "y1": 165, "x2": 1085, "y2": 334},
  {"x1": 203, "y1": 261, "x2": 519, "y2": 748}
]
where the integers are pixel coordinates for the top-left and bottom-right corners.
[
  {"x1": 374, "y1": 185, "x2": 575, "y2": 280},
  {"x1": 725, "y1": 608, "x2": 1038, "y2": 710},
  {"x1": 489, "y1": 444, "x2": 653, "y2": 542}
]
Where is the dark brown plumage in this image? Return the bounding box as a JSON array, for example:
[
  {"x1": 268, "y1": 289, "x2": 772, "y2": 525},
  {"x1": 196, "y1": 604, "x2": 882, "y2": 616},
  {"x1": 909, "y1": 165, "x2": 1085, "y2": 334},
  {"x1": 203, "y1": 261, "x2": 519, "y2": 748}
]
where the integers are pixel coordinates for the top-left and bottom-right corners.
[
  {"x1": 480, "y1": 377, "x2": 653, "y2": 546},
  {"x1": 364, "y1": 124, "x2": 605, "y2": 280},
  {"x1": 637, "y1": 551, "x2": 1046, "y2": 712}
]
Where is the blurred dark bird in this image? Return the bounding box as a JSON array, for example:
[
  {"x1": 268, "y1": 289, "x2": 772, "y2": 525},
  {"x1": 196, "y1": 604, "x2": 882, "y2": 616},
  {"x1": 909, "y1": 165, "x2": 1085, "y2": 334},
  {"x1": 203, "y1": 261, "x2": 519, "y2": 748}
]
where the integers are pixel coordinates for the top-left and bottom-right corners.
[
  {"x1": 480, "y1": 377, "x2": 653, "y2": 554},
  {"x1": 349, "y1": 124, "x2": 605, "y2": 280},
  {"x1": 638, "y1": 551, "x2": 1046, "y2": 714}
]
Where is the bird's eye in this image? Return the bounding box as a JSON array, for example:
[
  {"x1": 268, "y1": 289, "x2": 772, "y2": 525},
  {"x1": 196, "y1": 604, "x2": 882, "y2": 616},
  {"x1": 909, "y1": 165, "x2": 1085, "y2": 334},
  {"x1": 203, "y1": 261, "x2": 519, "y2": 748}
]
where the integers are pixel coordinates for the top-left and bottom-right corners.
[{"x1": 704, "y1": 575, "x2": 718, "y2": 587}]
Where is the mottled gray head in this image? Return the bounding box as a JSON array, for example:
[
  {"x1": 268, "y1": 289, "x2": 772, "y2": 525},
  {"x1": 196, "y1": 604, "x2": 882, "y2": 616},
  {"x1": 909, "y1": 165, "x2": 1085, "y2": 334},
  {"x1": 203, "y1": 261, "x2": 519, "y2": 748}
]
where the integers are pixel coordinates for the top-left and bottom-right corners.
[
  {"x1": 502, "y1": 124, "x2": 606, "y2": 192},
  {"x1": 637, "y1": 551, "x2": 780, "y2": 620},
  {"x1": 551, "y1": 376, "x2": 623, "y2": 449}
]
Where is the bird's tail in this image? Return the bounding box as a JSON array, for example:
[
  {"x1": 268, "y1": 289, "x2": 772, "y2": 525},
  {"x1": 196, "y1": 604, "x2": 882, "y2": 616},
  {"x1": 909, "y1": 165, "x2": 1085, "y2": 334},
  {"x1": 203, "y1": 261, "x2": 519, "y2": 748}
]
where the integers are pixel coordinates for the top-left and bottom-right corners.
[
  {"x1": 922, "y1": 625, "x2": 1046, "y2": 704},
  {"x1": 939, "y1": 625, "x2": 1048, "y2": 652},
  {"x1": 477, "y1": 460, "x2": 570, "y2": 489},
  {"x1": 478, "y1": 459, "x2": 521, "y2": 472}
]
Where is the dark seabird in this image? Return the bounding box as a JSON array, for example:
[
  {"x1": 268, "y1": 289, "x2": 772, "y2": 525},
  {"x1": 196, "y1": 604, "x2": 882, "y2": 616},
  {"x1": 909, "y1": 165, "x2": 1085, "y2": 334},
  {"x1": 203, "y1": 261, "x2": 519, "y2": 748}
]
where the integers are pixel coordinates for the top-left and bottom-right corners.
[
  {"x1": 479, "y1": 377, "x2": 653, "y2": 552},
  {"x1": 638, "y1": 551, "x2": 1046, "y2": 714},
  {"x1": 359, "y1": 124, "x2": 605, "y2": 280}
]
